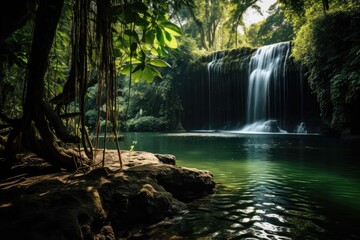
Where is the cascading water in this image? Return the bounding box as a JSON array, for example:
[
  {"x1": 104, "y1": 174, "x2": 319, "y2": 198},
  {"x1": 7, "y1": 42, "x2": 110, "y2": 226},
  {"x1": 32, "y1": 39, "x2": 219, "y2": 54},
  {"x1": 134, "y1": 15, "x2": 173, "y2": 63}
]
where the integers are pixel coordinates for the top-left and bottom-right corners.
[
  {"x1": 241, "y1": 42, "x2": 290, "y2": 133},
  {"x1": 207, "y1": 51, "x2": 225, "y2": 130},
  {"x1": 296, "y1": 122, "x2": 307, "y2": 133},
  {"x1": 182, "y1": 42, "x2": 319, "y2": 133}
]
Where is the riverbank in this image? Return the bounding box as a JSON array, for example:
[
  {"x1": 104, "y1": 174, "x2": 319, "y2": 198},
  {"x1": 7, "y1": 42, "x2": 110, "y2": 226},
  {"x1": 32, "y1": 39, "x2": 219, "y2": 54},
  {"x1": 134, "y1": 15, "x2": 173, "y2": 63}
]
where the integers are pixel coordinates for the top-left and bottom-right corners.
[{"x1": 0, "y1": 150, "x2": 215, "y2": 239}]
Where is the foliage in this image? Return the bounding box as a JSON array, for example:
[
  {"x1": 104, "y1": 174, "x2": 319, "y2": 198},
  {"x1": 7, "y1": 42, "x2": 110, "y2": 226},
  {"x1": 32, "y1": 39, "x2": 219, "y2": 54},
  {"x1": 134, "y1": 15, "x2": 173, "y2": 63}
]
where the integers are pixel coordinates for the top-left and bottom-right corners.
[
  {"x1": 176, "y1": 0, "x2": 266, "y2": 50},
  {"x1": 118, "y1": 35, "x2": 199, "y2": 132},
  {"x1": 173, "y1": 0, "x2": 296, "y2": 50},
  {"x1": 126, "y1": 116, "x2": 169, "y2": 132},
  {"x1": 45, "y1": 2, "x2": 72, "y2": 101},
  {"x1": 225, "y1": 0, "x2": 260, "y2": 48},
  {"x1": 246, "y1": 4, "x2": 294, "y2": 47},
  {"x1": 114, "y1": 1, "x2": 184, "y2": 84},
  {"x1": 0, "y1": 20, "x2": 33, "y2": 120},
  {"x1": 290, "y1": 4, "x2": 360, "y2": 133},
  {"x1": 279, "y1": 0, "x2": 360, "y2": 33},
  {"x1": 0, "y1": 0, "x2": 193, "y2": 170}
]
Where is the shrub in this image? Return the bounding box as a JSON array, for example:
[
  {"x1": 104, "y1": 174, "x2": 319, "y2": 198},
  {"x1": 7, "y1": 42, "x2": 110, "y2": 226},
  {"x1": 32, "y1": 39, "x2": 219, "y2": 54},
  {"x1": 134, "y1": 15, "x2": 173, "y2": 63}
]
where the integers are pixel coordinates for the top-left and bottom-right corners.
[{"x1": 126, "y1": 116, "x2": 169, "y2": 132}]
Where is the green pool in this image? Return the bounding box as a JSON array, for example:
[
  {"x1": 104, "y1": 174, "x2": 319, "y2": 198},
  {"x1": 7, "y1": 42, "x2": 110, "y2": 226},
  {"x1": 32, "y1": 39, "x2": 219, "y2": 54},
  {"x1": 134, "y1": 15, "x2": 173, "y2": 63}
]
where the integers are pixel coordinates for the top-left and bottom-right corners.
[{"x1": 111, "y1": 132, "x2": 360, "y2": 239}]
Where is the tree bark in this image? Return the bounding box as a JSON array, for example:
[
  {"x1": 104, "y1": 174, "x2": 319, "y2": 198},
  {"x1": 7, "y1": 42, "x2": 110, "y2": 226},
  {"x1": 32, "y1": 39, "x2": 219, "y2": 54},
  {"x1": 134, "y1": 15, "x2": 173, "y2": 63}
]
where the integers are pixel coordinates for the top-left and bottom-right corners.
[
  {"x1": 18, "y1": 0, "x2": 80, "y2": 170},
  {"x1": 187, "y1": 6, "x2": 208, "y2": 50}
]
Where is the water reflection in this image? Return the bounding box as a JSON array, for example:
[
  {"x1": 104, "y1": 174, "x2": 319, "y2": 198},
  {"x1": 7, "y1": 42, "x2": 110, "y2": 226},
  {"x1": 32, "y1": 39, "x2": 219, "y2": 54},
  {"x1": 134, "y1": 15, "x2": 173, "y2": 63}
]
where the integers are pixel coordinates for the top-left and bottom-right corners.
[{"x1": 114, "y1": 132, "x2": 360, "y2": 239}]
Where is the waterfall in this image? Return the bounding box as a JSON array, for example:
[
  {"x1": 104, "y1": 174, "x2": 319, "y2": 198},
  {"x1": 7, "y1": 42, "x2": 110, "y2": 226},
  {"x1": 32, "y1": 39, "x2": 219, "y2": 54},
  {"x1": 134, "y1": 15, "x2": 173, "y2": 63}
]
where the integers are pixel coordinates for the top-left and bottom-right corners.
[
  {"x1": 207, "y1": 51, "x2": 225, "y2": 130},
  {"x1": 182, "y1": 42, "x2": 318, "y2": 133},
  {"x1": 241, "y1": 42, "x2": 290, "y2": 133}
]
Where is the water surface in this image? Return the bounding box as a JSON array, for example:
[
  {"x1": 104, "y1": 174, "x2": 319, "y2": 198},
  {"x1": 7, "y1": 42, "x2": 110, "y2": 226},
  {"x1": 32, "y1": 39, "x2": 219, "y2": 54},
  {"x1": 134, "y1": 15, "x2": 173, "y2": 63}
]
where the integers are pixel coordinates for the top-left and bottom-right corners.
[{"x1": 115, "y1": 132, "x2": 360, "y2": 239}]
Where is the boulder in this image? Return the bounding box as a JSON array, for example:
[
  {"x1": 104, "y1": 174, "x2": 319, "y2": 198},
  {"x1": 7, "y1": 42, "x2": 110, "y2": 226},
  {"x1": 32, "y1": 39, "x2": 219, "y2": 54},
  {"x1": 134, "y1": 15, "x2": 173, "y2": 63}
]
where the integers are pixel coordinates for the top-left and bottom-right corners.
[
  {"x1": 125, "y1": 164, "x2": 215, "y2": 201},
  {"x1": 0, "y1": 150, "x2": 216, "y2": 239},
  {"x1": 154, "y1": 153, "x2": 176, "y2": 165}
]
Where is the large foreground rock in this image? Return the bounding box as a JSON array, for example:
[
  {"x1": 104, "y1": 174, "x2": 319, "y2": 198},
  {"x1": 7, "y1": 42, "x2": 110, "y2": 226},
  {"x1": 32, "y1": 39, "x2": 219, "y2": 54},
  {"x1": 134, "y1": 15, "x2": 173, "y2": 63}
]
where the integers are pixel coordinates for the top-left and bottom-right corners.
[{"x1": 0, "y1": 150, "x2": 215, "y2": 239}]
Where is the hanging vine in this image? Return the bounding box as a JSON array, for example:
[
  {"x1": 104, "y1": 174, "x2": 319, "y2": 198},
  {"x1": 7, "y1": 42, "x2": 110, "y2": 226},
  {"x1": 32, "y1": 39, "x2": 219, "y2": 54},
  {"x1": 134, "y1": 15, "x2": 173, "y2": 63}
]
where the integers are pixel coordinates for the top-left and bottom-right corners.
[
  {"x1": 0, "y1": 0, "x2": 191, "y2": 173},
  {"x1": 93, "y1": 0, "x2": 122, "y2": 168}
]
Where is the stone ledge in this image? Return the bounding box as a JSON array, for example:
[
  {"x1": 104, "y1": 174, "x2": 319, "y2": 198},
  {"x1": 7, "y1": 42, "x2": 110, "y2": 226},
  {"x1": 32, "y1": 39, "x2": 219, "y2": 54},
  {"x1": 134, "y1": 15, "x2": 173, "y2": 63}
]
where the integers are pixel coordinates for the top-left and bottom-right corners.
[{"x1": 0, "y1": 150, "x2": 215, "y2": 239}]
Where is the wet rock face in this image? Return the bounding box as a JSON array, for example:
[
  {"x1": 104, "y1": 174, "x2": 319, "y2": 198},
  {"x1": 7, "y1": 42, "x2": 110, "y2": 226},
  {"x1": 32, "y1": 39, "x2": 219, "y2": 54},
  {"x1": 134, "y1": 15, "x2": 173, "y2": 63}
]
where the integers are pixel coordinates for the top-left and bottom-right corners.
[
  {"x1": 0, "y1": 150, "x2": 216, "y2": 239},
  {"x1": 154, "y1": 154, "x2": 176, "y2": 165},
  {"x1": 125, "y1": 164, "x2": 215, "y2": 201}
]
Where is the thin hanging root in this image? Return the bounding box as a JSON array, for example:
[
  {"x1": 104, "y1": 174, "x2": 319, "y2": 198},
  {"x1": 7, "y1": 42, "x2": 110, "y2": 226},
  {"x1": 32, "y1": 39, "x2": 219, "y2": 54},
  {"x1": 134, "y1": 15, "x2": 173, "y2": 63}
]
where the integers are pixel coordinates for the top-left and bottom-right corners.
[
  {"x1": 72, "y1": 0, "x2": 94, "y2": 162},
  {"x1": 92, "y1": 0, "x2": 122, "y2": 169}
]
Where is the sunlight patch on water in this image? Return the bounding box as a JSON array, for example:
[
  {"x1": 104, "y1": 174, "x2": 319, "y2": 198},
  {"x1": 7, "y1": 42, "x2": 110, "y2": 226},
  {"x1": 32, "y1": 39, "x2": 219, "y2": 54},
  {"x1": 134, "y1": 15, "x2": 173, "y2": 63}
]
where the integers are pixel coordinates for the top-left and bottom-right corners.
[{"x1": 117, "y1": 132, "x2": 360, "y2": 239}]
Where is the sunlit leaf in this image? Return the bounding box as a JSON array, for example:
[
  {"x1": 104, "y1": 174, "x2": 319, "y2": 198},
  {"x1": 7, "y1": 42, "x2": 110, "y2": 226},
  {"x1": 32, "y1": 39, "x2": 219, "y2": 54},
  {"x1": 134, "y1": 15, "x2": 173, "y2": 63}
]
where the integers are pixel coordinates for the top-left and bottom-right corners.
[
  {"x1": 142, "y1": 66, "x2": 156, "y2": 83},
  {"x1": 148, "y1": 59, "x2": 171, "y2": 67},
  {"x1": 162, "y1": 22, "x2": 183, "y2": 36},
  {"x1": 131, "y1": 68, "x2": 142, "y2": 83},
  {"x1": 120, "y1": 64, "x2": 133, "y2": 74},
  {"x1": 151, "y1": 48, "x2": 159, "y2": 56},
  {"x1": 123, "y1": 57, "x2": 142, "y2": 64},
  {"x1": 158, "y1": 47, "x2": 168, "y2": 57},
  {"x1": 164, "y1": 32, "x2": 178, "y2": 48},
  {"x1": 147, "y1": 65, "x2": 162, "y2": 78}
]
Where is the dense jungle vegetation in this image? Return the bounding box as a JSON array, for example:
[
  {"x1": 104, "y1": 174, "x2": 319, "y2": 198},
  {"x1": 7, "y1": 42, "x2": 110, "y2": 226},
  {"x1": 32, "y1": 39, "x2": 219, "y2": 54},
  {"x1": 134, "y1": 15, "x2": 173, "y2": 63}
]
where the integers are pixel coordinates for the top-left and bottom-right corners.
[{"x1": 1, "y1": 0, "x2": 360, "y2": 171}]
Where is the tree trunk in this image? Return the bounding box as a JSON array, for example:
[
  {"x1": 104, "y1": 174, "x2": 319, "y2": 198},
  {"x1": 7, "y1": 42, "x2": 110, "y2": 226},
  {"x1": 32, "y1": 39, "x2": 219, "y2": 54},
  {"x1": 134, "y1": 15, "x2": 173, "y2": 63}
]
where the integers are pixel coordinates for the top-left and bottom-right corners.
[
  {"x1": 17, "y1": 0, "x2": 80, "y2": 170},
  {"x1": 187, "y1": 6, "x2": 208, "y2": 50}
]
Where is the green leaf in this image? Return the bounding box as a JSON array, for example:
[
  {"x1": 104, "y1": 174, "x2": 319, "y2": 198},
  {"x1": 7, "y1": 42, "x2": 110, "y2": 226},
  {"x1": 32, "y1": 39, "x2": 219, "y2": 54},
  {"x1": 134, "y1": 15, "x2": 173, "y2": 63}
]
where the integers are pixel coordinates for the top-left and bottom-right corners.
[
  {"x1": 156, "y1": 26, "x2": 165, "y2": 45},
  {"x1": 147, "y1": 65, "x2": 162, "y2": 78},
  {"x1": 142, "y1": 66, "x2": 156, "y2": 83},
  {"x1": 157, "y1": 47, "x2": 168, "y2": 57},
  {"x1": 148, "y1": 59, "x2": 171, "y2": 67},
  {"x1": 162, "y1": 22, "x2": 183, "y2": 36},
  {"x1": 123, "y1": 57, "x2": 142, "y2": 64},
  {"x1": 164, "y1": 32, "x2": 178, "y2": 48},
  {"x1": 145, "y1": 29, "x2": 156, "y2": 44},
  {"x1": 140, "y1": 50, "x2": 146, "y2": 63},
  {"x1": 124, "y1": 30, "x2": 139, "y2": 42},
  {"x1": 132, "y1": 63, "x2": 144, "y2": 73},
  {"x1": 150, "y1": 48, "x2": 159, "y2": 56},
  {"x1": 120, "y1": 64, "x2": 133, "y2": 74},
  {"x1": 131, "y1": 68, "x2": 142, "y2": 83},
  {"x1": 165, "y1": 31, "x2": 172, "y2": 41}
]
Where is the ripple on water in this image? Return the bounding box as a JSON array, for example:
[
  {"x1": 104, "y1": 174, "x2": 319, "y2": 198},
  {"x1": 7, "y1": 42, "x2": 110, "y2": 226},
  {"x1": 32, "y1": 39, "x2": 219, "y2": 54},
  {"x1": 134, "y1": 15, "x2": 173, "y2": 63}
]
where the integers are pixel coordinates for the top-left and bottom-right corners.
[
  {"x1": 236, "y1": 206, "x2": 256, "y2": 214},
  {"x1": 236, "y1": 228, "x2": 293, "y2": 240},
  {"x1": 215, "y1": 204, "x2": 238, "y2": 212},
  {"x1": 230, "y1": 223, "x2": 243, "y2": 229},
  {"x1": 254, "y1": 221, "x2": 291, "y2": 233},
  {"x1": 237, "y1": 199, "x2": 254, "y2": 204},
  {"x1": 265, "y1": 213, "x2": 287, "y2": 223},
  {"x1": 228, "y1": 215, "x2": 240, "y2": 221}
]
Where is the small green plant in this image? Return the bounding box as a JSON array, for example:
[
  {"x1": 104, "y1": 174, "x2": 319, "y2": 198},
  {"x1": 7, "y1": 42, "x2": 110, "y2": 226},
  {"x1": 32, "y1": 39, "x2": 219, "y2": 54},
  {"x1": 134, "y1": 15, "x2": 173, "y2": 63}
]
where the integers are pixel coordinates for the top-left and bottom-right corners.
[
  {"x1": 129, "y1": 141, "x2": 137, "y2": 152},
  {"x1": 129, "y1": 141, "x2": 137, "y2": 160}
]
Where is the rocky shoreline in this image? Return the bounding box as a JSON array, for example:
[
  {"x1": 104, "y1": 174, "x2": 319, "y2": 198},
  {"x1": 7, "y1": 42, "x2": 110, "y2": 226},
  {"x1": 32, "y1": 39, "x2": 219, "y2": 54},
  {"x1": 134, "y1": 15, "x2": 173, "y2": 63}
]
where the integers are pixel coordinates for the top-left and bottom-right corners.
[{"x1": 0, "y1": 150, "x2": 216, "y2": 239}]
